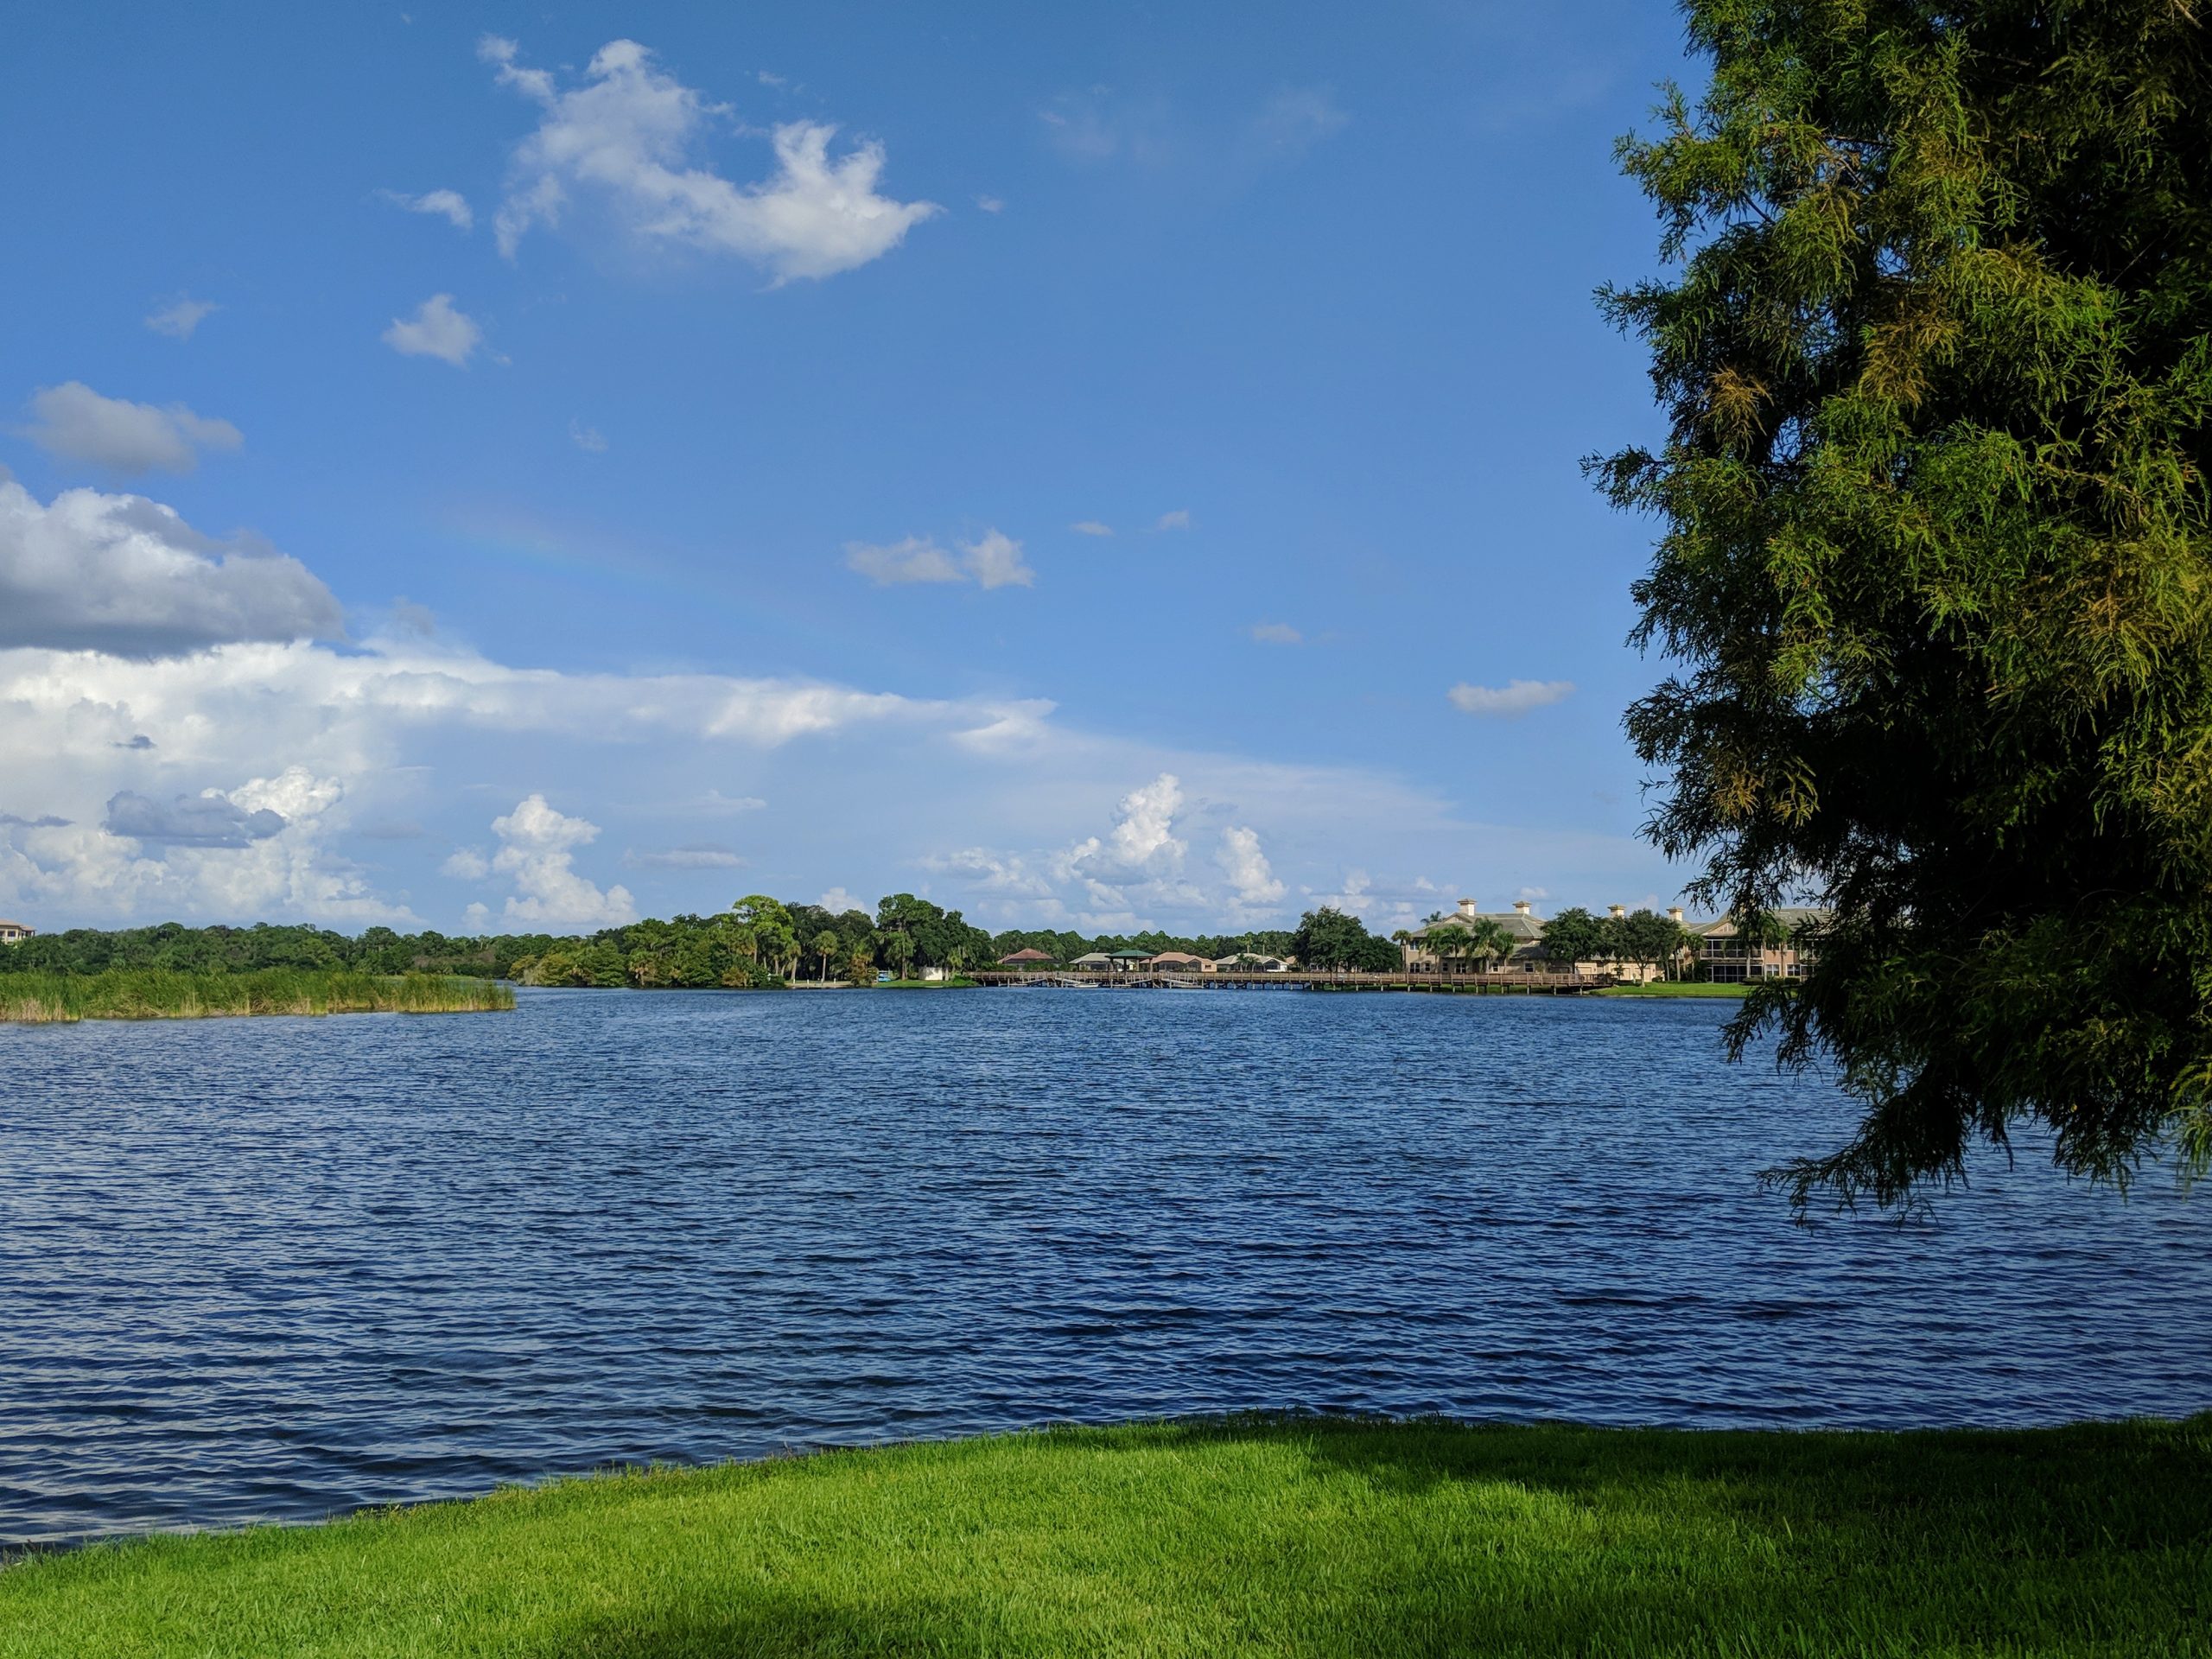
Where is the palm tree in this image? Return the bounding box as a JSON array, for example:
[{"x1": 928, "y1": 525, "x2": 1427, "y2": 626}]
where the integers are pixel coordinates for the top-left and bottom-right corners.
[
  {"x1": 1429, "y1": 925, "x2": 1465, "y2": 979},
  {"x1": 813, "y1": 930, "x2": 838, "y2": 982},
  {"x1": 1391, "y1": 928, "x2": 1419, "y2": 978},
  {"x1": 881, "y1": 932, "x2": 915, "y2": 982},
  {"x1": 1465, "y1": 917, "x2": 1517, "y2": 975}
]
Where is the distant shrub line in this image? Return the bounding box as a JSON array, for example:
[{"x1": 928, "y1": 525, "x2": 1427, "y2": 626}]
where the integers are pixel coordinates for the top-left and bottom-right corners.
[{"x1": 0, "y1": 969, "x2": 513, "y2": 1023}]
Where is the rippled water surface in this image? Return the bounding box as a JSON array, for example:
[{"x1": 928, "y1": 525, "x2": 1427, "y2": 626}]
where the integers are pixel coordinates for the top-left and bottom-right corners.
[{"x1": 3, "y1": 988, "x2": 2208, "y2": 1543}]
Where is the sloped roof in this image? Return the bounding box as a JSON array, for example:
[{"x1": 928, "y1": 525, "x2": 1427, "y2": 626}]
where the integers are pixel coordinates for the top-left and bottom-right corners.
[
  {"x1": 1696, "y1": 907, "x2": 1833, "y2": 939},
  {"x1": 998, "y1": 948, "x2": 1053, "y2": 963},
  {"x1": 1415, "y1": 912, "x2": 1546, "y2": 944}
]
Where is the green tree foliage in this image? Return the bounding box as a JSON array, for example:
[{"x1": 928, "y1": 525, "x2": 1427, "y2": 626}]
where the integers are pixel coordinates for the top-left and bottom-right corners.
[
  {"x1": 1537, "y1": 906, "x2": 1609, "y2": 969},
  {"x1": 1600, "y1": 2, "x2": 2212, "y2": 1204},
  {"x1": 1462, "y1": 917, "x2": 1518, "y2": 969},
  {"x1": 1612, "y1": 909, "x2": 1694, "y2": 979},
  {"x1": 1290, "y1": 906, "x2": 1400, "y2": 972}
]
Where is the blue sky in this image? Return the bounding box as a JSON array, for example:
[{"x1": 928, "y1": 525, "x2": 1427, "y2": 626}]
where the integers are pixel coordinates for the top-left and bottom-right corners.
[{"x1": 0, "y1": 2, "x2": 1703, "y2": 936}]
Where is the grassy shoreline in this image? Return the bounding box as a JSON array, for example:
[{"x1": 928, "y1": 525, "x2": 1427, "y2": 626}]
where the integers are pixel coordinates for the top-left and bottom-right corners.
[
  {"x1": 1597, "y1": 981, "x2": 1751, "y2": 997},
  {"x1": 0, "y1": 969, "x2": 513, "y2": 1023},
  {"x1": 3, "y1": 1414, "x2": 2204, "y2": 1656}
]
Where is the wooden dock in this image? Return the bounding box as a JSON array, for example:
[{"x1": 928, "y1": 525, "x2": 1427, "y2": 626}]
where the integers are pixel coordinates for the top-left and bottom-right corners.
[{"x1": 970, "y1": 969, "x2": 1607, "y2": 995}]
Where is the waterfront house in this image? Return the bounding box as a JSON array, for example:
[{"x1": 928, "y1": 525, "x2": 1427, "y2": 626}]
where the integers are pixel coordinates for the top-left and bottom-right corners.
[
  {"x1": 1145, "y1": 951, "x2": 1212, "y2": 973},
  {"x1": 1069, "y1": 951, "x2": 1116, "y2": 972},
  {"x1": 0, "y1": 919, "x2": 33, "y2": 944},
  {"x1": 1211, "y1": 953, "x2": 1290, "y2": 972},
  {"x1": 997, "y1": 947, "x2": 1054, "y2": 968},
  {"x1": 1693, "y1": 908, "x2": 1830, "y2": 982},
  {"x1": 1402, "y1": 899, "x2": 1548, "y2": 975}
]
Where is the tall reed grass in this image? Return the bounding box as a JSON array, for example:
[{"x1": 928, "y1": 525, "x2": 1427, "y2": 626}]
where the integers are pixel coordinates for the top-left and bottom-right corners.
[{"x1": 0, "y1": 969, "x2": 514, "y2": 1023}]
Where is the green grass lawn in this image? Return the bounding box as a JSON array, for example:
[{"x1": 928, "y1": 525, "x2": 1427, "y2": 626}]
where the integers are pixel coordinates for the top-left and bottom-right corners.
[
  {"x1": 4, "y1": 1414, "x2": 2206, "y2": 1657},
  {"x1": 1597, "y1": 981, "x2": 1751, "y2": 997}
]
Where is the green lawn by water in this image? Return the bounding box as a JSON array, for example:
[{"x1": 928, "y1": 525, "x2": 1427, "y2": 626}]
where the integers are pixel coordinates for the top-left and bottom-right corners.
[
  {"x1": 4, "y1": 1415, "x2": 2206, "y2": 1657},
  {"x1": 1597, "y1": 981, "x2": 1751, "y2": 997}
]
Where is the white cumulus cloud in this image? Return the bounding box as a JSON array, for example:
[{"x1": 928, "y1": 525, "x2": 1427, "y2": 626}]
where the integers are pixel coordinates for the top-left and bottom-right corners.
[
  {"x1": 481, "y1": 36, "x2": 938, "y2": 283},
  {"x1": 382, "y1": 294, "x2": 483, "y2": 366},
  {"x1": 1447, "y1": 679, "x2": 1575, "y2": 717},
  {"x1": 1063, "y1": 772, "x2": 1186, "y2": 885},
  {"x1": 20, "y1": 382, "x2": 243, "y2": 475},
  {"x1": 480, "y1": 793, "x2": 637, "y2": 928},
  {"x1": 1217, "y1": 825, "x2": 1285, "y2": 911},
  {"x1": 0, "y1": 475, "x2": 341, "y2": 656}
]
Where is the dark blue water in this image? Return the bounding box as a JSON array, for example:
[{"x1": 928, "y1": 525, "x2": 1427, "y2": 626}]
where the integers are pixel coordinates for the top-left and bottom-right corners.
[{"x1": 2, "y1": 988, "x2": 2207, "y2": 1545}]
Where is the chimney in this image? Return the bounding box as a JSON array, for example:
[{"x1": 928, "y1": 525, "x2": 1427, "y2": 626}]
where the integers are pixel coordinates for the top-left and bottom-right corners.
[
  {"x1": 1609, "y1": 904, "x2": 1626, "y2": 918},
  {"x1": 1456, "y1": 898, "x2": 1478, "y2": 919},
  {"x1": 1667, "y1": 906, "x2": 1684, "y2": 924},
  {"x1": 1513, "y1": 900, "x2": 1532, "y2": 916}
]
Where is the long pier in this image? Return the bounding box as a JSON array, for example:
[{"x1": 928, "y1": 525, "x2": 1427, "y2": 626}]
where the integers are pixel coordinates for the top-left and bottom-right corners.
[{"x1": 970, "y1": 969, "x2": 1607, "y2": 995}]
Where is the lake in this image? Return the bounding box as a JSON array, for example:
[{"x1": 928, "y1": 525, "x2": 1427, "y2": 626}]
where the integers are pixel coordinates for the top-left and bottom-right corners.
[{"x1": 3, "y1": 988, "x2": 2207, "y2": 1545}]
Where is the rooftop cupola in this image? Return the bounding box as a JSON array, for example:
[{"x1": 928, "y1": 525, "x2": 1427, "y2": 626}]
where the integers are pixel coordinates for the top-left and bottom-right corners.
[
  {"x1": 1456, "y1": 898, "x2": 1478, "y2": 918},
  {"x1": 1609, "y1": 904, "x2": 1626, "y2": 918},
  {"x1": 1667, "y1": 906, "x2": 1684, "y2": 923},
  {"x1": 1513, "y1": 900, "x2": 1532, "y2": 916}
]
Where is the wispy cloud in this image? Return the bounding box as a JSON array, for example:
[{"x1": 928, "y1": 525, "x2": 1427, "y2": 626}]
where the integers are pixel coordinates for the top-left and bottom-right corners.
[
  {"x1": 1250, "y1": 622, "x2": 1302, "y2": 645},
  {"x1": 143, "y1": 296, "x2": 218, "y2": 340},
  {"x1": 1447, "y1": 679, "x2": 1574, "y2": 717},
  {"x1": 1245, "y1": 86, "x2": 1349, "y2": 157},
  {"x1": 1150, "y1": 509, "x2": 1191, "y2": 531},
  {"x1": 846, "y1": 529, "x2": 1034, "y2": 590},
  {"x1": 569, "y1": 419, "x2": 608, "y2": 453},
  {"x1": 376, "y1": 187, "x2": 474, "y2": 230},
  {"x1": 1070, "y1": 519, "x2": 1113, "y2": 537},
  {"x1": 624, "y1": 842, "x2": 745, "y2": 870},
  {"x1": 20, "y1": 383, "x2": 242, "y2": 476}
]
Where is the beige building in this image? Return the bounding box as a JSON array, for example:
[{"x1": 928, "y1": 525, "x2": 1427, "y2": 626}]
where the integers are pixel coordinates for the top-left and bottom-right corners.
[
  {"x1": 1692, "y1": 908, "x2": 1830, "y2": 982},
  {"x1": 1402, "y1": 899, "x2": 1548, "y2": 976},
  {"x1": 1401, "y1": 899, "x2": 1699, "y2": 982},
  {"x1": 0, "y1": 919, "x2": 34, "y2": 945}
]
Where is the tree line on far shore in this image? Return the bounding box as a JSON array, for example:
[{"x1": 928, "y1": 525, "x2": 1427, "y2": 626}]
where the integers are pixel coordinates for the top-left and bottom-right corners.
[
  {"x1": 0, "y1": 895, "x2": 1306, "y2": 989},
  {"x1": 0, "y1": 896, "x2": 1715, "y2": 988}
]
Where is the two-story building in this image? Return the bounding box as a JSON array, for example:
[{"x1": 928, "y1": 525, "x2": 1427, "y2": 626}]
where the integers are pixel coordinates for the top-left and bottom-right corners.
[
  {"x1": 0, "y1": 919, "x2": 34, "y2": 945},
  {"x1": 1691, "y1": 908, "x2": 1830, "y2": 982},
  {"x1": 1401, "y1": 899, "x2": 1548, "y2": 975}
]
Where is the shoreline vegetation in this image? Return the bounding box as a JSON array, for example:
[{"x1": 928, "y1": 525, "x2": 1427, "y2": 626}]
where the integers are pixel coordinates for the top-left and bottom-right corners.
[
  {"x1": 1, "y1": 893, "x2": 1738, "y2": 999},
  {"x1": 0, "y1": 969, "x2": 513, "y2": 1024},
  {"x1": 3, "y1": 1414, "x2": 2204, "y2": 1656}
]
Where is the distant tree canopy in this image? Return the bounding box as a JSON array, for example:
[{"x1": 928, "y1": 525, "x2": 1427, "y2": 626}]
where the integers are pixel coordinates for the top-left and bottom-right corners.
[
  {"x1": 0, "y1": 902, "x2": 1304, "y2": 988},
  {"x1": 1601, "y1": 2, "x2": 2212, "y2": 1205},
  {"x1": 1291, "y1": 906, "x2": 1401, "y2": 973}
]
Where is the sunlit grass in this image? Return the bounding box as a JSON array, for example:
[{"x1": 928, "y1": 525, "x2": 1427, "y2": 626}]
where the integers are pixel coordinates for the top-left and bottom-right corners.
[
  {"x1": 0, "y1": 969, "x2": 513, "y2": 1022},
  {"x1": 1598, "y1": 981, "x2": 1751, "y2": 997},
  {"x1": 3, "y1": 1414, "x2": 2204, "y2": 1656}
]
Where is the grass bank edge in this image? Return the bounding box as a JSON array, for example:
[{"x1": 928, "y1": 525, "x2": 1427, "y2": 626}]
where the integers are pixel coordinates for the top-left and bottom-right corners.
[
  {"x1": 0, "y1": 968, "x2": 514, "y2": 1022},
  {"x1": 4, "y1": 1414, "x2": 2206, "y2": 1658}
]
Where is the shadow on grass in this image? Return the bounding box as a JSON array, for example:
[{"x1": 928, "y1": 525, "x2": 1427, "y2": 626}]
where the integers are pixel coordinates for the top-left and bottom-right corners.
[{"x1": 521, "y1": 1414, "x2": 2212, "y2": 1658}]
